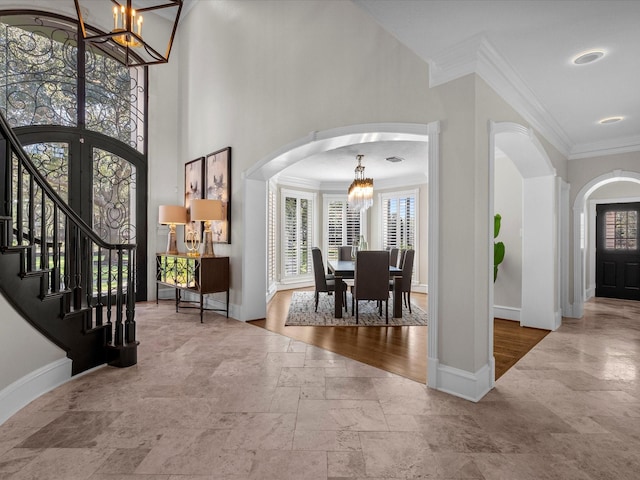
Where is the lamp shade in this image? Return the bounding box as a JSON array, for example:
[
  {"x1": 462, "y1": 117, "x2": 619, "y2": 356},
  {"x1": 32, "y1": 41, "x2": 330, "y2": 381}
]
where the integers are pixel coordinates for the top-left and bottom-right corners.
[
  {"x1": 159, "y1": 205, "x2": 187, "y2": 225},
  {"x1": 190, "y1": 199, "x2": 224, "y2": 221}
]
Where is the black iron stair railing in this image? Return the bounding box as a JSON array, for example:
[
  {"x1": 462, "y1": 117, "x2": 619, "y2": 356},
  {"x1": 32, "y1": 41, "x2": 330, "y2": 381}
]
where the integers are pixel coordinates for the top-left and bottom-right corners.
[{"x1": 0, "y1": 110, "x2": 137, "y2": 374}]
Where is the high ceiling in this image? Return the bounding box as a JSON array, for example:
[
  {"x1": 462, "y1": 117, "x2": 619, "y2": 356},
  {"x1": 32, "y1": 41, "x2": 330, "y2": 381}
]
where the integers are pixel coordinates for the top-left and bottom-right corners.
[
  {"x1": 354, "y1": 0, "x2": 640, "y2": 159},
  {"x1": 281, "y1": 0, "x2": 639, "y2": 185}
]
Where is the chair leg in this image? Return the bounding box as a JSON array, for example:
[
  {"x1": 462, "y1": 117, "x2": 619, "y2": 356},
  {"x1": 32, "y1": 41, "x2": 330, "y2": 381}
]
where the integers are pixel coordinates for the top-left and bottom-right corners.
[
  {"x1": 355, "y1": 301, "x2": 359, "y2": 324},
  {"x1": 385, "y1": 300, "x2": 388, "y2": 324},
  {"x1": 407, "y1": 291, "x2": 412, "y2": 313},
  {"x1": 315, "y1": 291, "x2": 319, "y2": 312}
]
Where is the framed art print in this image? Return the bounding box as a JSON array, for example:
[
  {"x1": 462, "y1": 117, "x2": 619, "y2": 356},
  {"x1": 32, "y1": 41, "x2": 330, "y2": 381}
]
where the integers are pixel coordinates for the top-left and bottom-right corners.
[
  {"x1": 205, "y1": 147, "x2": 231, "y2": 243},
  {"x1": 184, "y1": 156, "x2": 204, "y2": 241}
]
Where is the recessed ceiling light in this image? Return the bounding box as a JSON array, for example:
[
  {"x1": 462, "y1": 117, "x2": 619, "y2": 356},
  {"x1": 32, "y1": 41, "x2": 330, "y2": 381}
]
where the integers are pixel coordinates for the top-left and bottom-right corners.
[
  {"x1": 572, "y1": 50, "x2": 605, "y2": 65},
  {"x1": 386, "y1": 156, "x2": 404, "y2": 163},
  {"x1": 598, "y1": 116, "x2": 624, "y2": 124}
]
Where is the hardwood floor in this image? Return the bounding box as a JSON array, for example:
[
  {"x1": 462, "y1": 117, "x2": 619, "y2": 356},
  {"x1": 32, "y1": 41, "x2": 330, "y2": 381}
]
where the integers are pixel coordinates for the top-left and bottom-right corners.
[{"x1": 249, "y1": 288, "x2": 549, "y2": 383}]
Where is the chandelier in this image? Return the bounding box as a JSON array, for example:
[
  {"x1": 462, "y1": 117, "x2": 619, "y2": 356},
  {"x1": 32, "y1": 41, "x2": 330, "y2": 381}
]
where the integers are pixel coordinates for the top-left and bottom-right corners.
[
  {"x1": 347, "y1": 154, "x2": 374, "y2": 212},
  {"x1": 74, "y1": 0, "x2": 183, "y2": 67}
]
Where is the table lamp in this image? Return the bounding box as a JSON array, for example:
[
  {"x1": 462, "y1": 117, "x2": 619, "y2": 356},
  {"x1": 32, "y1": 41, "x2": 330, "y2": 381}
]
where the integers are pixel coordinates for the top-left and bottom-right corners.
[
  {"x1": 158, "y1": 205, "x2": 187, "y2": 254},
  {"x1": 190, "y1": 199, "x2": 224, "y2": 257}
]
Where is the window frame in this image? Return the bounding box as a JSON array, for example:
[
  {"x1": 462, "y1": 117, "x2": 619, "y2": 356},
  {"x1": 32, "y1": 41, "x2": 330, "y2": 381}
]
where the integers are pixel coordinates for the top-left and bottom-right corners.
[
  {"x1": 322, "y1": 194, "x2": 366, "y2": 261},
  {"x1": 280, "y1": 188, "x2": 316, "y2": 284},
  {"x1": 379, "y1": 188, "x2": 419, "y2": 279}
]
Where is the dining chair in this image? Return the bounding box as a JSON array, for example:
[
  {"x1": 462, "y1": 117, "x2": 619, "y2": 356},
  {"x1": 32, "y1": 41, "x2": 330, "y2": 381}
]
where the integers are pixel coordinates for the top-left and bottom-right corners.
[
  {"x1": 389, "y1": 247, "x2": 400, "y2": 267},
  {"x1": 352, "y1": 250, "x2": 389, "y2": 324},
  {"x1": 390, "y1": 248, "x2": 415, "y2": 313},
  {"x1": 311, "y1": 247, "x2": 346, "y2": 312},
  {"x1": 338, "y1": 246, "x2": 352, "y2": 261}
]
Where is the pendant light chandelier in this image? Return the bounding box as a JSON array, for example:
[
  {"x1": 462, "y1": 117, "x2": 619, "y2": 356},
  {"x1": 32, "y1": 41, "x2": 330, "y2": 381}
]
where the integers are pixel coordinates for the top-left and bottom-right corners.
[
  {"x1": 74, "y1": 0, "x2": 183, "y2": 67},
  {"x1": 347, "y1": 154, "x2": 374, "y2": 212}
]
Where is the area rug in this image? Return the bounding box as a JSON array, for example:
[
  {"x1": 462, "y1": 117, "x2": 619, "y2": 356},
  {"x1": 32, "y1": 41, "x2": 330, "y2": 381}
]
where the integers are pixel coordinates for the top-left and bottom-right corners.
[{"x1": 285, "y1": 291, "x2": 428, "y2": 326}]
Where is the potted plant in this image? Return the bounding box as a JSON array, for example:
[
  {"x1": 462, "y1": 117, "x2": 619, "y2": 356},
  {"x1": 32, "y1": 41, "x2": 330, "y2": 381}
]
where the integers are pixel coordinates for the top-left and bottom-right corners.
[{"x1": 494, "y1": 214, "x2": 505, "y2": 282}]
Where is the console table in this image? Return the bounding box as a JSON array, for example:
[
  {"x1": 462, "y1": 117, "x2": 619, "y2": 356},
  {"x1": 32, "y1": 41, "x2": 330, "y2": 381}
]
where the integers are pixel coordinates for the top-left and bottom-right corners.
[{"x1": 156, "y1": 253, "x2": 229, "y2": 322}]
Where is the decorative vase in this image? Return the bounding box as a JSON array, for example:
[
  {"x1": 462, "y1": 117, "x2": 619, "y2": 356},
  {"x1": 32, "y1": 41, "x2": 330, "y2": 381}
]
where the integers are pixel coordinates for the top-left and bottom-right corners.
[{"x1": 359, "y1": 235, "x2": 368, "y2": 251}]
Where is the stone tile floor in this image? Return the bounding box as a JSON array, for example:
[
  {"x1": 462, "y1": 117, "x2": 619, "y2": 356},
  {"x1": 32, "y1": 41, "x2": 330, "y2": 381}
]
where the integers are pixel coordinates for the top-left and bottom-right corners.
[{"x1": 1, "y1": 297, "x2": 640, "y2": 479}]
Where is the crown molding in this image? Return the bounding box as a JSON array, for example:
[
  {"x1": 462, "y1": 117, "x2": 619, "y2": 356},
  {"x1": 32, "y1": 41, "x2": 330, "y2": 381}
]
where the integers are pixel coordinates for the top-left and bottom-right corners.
[
  {"x1": 569, "y1": 134, "x2": 640, "y2": 160},
  {"x1": 429, "y1": 34, "x2": 572, "y2": 158},
  {"x1": 274, "y1": 174, "x2": 428, "y2": 192},
  {"x1": 274, "y1": 175, "x2": 322, "y2": 190}
]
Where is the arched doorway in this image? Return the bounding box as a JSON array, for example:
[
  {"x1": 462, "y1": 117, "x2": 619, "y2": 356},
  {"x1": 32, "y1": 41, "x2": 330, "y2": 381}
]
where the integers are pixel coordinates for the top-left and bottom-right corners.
[
  {"x1": 241, "y1": 122, "x2": 439, "y2": 385},
  {"x1": 572, "y1": 171, "x2": 640, "y2": 316},
  {"x1": 490, "y1": 122, "x2": 560, "y2": 333}
]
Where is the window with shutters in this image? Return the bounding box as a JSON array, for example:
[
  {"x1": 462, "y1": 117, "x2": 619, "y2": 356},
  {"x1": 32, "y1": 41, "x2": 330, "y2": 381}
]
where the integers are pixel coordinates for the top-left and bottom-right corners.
[
  {"x1": 281, "y1": 189, "x2": 315, "y2": 281},
  {"x1": 381, "y1": 190, "x2": 418, "y2": 251},
  {"x1": 267, "y1": 182, "x2": 277, "y2": 287},
  {"x1": 323, "y1": 195, "x2": 362, "y2": 261}
]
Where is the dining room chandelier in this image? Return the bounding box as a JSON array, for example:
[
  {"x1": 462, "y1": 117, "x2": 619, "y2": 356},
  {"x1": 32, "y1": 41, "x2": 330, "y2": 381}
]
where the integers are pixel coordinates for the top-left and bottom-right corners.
[
  {"x1": 74, "y1": 0, "x2": 183, "y2": 67},
  {"x1": 347, "y1": 154, "x2": 374, "y2": 212}
]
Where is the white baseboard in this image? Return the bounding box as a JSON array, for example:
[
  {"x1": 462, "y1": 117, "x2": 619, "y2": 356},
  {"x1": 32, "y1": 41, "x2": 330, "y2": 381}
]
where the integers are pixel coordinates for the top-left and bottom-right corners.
[
  {"x1": 553, "y1": 309, "x2": 562, "y2": 331},
  {"x1": 585, "y1": 286, "x2": 595, "y2": 300},
  {"x1": 429, "y1": 360, "x2": 493, "y2": 402},
  {"x1": 412, "y1": 283, "x2": 428, "y2": 294},
  {"x1": 493, "y1": 305, "x2": 521, "y2": 322},
  {"x1": 563, "y1": 302, "x2": 581, "y2": 319},
  {"x1": 0, "y1": 357, "x2": 72, "y2": 426}
]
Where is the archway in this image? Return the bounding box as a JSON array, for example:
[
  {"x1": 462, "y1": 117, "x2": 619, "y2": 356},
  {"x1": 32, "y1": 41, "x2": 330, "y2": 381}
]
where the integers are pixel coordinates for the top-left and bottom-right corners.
[
  {"x1": 241, "y1": 122, "x2": 439, "y2": 385},
  {"x1": 490, "y1": 122, "x2": 560, "y2": 334},
  {"x1": 572, "y1": 170, "x2": 640, "y2": 316}
]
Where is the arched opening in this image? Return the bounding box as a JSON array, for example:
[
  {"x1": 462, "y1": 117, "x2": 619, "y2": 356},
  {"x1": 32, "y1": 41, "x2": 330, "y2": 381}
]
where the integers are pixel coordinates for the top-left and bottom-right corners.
[
  {"x1": 572, "y1": 171, "x2": 640, "y2": 316},
  {"x1": 490, "y1": 122, "x2": 559, "y2": 336},
  {"x1": 241, "y1": 122, "x2": 439, "y2": 384}
]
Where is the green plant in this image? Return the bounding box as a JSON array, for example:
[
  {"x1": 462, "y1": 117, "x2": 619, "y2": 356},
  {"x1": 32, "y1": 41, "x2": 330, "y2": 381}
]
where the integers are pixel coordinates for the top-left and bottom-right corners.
[{"x1": 494, "y1": 213, "x2": 505, "y2": 282}]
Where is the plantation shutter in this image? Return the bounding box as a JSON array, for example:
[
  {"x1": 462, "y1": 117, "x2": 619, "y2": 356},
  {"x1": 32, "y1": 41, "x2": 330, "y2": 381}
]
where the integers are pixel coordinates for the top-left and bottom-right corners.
[
  {"x1": 382, "y1": 192, "x2": 416, "y2": 250},
  {"x1": 267, "y1": 185, "x2": 276, "y2": 285},
  {"x1": 282, "y1": 190, "x2": 314, "y2": 280},
  {"x1": 325, "y1": 198, "x2": 361, "y2": 261}
]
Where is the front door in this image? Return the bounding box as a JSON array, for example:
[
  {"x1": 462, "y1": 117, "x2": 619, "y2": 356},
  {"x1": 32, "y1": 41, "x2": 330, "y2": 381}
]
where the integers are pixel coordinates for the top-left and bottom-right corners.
[
  {"x1": 595, "y1": 202, "x2": 640, "y2": 300},
  {"x1": 16, "y1": 130, "x2": 148, "y2": 301}
]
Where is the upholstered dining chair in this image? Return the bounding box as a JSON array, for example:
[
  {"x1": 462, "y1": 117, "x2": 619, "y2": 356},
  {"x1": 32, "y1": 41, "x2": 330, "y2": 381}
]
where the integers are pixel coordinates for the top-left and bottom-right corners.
[
  {"x1": 352, "y1": 250, "x2": 390, "y2": 324},
  {"x1": 312, "y1": 247, "x2": 346, "y2": 312},
  {"x1": 338, "y1": 246, "x2": 352, "y2": 261},
  {"x1": 390, "y1": 248, "x2": 415, "y2": 313},
  {"x1": 388, "y1": 247, "x2": 400, "y2": 268}
]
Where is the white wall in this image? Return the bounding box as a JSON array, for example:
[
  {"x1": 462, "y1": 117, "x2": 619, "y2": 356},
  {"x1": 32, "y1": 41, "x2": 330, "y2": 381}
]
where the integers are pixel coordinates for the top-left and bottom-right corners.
[
  {"x1": 173, "y1": 0, "x2": 434, "y2": 315},
  {"x1": 0, "y1": 295, "x2": 66, "y2": 388},
  {"x1": 493, "y1": 154, "x2": 523, "y2": 314}
]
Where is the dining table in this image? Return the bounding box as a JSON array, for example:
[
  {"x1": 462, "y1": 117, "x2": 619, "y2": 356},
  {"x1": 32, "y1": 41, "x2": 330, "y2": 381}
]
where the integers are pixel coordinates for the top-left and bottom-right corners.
[{"x1": 328, "y1": 259, "x2": 403, "y2": 319}]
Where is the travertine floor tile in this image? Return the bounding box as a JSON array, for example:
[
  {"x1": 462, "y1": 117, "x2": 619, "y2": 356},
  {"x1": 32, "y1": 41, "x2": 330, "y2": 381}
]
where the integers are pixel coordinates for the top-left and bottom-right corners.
[{"x1": 3, "y1": 298, "x2": 640, "y2": 479}]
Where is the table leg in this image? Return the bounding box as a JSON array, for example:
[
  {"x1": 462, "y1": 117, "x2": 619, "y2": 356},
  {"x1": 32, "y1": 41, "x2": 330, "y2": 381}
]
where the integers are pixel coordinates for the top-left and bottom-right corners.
[
  {"x1": 393, "y1": 277, "x2": 402, "y2": 318},
  {"x1": 334, "y1": 277, "x2": 343, "y2": 318},
  {"x1": 200, "y1": 292, "x2": 204, "y2": 323}
]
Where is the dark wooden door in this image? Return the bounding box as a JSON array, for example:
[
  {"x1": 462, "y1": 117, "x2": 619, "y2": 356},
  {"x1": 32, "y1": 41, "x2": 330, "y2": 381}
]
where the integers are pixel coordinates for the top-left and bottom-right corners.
[{"x1": 596, "y1": 202, "x2": 640, "y2": 300}]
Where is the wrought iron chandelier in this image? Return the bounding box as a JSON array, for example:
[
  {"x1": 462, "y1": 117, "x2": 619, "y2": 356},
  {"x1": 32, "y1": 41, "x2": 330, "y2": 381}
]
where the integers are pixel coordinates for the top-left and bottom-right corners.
[
  {"x1": 347, "y1": 154, "x2": 374, "y2": 212},
  {"x1": 74, "y1": 0, "x2": 183, "y2": 67}
]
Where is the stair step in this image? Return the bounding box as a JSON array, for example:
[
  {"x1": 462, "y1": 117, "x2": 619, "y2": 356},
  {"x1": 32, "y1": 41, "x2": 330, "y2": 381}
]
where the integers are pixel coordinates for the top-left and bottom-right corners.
[
  {"x1": 41, "y1": 288, "x2": 72, "y2": 301},
  {"x1": 21, "y1": 268, "x2": 53, "y2": 278},
  {"x1": 0, "y1": 245, "x2": 28, "y2": 254}
]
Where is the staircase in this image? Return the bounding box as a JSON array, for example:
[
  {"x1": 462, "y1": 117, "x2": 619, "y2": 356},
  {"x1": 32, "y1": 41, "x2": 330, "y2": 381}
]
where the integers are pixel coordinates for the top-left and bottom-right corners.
[{"x1": 0, "y1": 111, "x2": 137, "y2": 375}]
